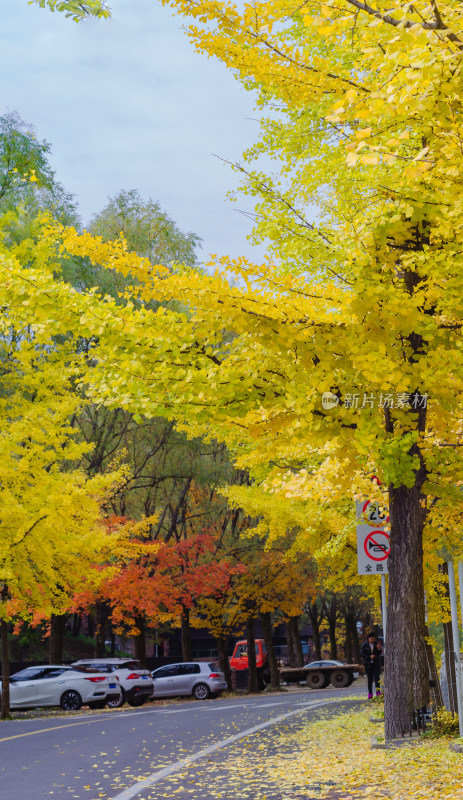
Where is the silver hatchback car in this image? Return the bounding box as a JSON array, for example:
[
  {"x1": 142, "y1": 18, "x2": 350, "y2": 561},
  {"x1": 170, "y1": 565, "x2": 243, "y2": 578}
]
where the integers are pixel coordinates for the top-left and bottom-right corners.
[{"x1": 151, "y1": 662, "x2": 227, "y2": 700}]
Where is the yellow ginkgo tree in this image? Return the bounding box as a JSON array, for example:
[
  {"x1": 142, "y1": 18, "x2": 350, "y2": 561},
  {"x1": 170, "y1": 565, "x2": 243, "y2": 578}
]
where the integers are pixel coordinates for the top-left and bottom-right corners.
[
  {"x1": 0, "y1": 315, "x2": 120, "y2": 716},
  {"x1": 3, "y1": 0, "x2": 463, "y2": 737}
]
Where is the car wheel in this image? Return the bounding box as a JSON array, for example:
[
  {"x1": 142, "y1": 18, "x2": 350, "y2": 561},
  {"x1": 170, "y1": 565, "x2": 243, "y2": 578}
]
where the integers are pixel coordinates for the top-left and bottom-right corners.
[
  {"x1": 192, "y1": 682, "x2": 210, "y2": 700},
  {"x1": 306, "y1": 670, "x2": 325, "y2": 689},
  {"x1": 88, "y1": 700, "x2": 107, "y2": 709},
  {"x1": 330, "y1": 669, "x2": 350, "y2": 688},
  {"x1": 107, "y1": 689, "x2": 125, "y2": 708},
  {"x1": 60, "y1": 690, "x2": 82, "y2": 711},
  {"x1": 128, "y1": 696, "x2": 146, "y2": 707}
]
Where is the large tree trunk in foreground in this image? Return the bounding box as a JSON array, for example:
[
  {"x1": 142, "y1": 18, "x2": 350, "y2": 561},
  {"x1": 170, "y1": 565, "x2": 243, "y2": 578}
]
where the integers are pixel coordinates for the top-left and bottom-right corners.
[
  {"x1": 246, "y1": 618, "x2": 259, "y2": 693},
  {"x1": 260, "y1": 611, "x2": 280, "y2": 688},
  {"x1": 385, "y1": 473, "x2": 429, "y2": 739},
  {"x1": 0, "y1": 617, "x2": 10, "y2": 719}
]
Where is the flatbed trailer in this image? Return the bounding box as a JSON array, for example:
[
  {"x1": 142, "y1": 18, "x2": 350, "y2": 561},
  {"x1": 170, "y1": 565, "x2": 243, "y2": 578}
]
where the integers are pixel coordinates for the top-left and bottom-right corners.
[{"x1": 279, "y1": 663, "x2": 362, "y2": 689}]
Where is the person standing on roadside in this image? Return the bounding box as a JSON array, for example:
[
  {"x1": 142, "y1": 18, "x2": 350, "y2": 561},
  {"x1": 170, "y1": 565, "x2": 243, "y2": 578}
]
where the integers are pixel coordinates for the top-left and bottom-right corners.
[{"x1": 361, "y1": 632, "x2": 383, "y2": 699}]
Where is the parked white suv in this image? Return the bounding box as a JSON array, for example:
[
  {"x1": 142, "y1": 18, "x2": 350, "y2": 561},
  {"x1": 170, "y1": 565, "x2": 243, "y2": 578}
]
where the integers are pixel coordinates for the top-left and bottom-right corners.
[{"x1": 72, "y1": 658, "x2": 154, "y2": 708}]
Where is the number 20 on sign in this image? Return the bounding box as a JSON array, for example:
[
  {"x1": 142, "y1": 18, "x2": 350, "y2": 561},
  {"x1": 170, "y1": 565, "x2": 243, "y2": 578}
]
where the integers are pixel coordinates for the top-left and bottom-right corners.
[{"x1": 356, "y1": 501, "x2": 390, "y2": 575}]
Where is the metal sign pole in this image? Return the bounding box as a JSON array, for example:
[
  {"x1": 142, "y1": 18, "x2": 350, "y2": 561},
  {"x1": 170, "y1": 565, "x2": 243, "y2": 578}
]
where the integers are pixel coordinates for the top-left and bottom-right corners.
[
  {"x1": 447, "y1": 561, "x2": 463, "y2": 737},
  {"x1": 381, "y1": 574, "x2": 387, "y2": 643},
  {"x1": 458, "y1": 562, "x2": 463, "y2": 634}
]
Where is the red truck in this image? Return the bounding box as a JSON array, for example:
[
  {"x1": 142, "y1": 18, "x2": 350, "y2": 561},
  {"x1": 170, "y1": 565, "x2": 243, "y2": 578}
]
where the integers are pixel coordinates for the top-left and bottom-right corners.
[
  {"x1": 230, "y1": 639, "x2": 267, "y2": 671},
  {"x1": 230, "y1": 639, "x2": 361, "y2": 689}
]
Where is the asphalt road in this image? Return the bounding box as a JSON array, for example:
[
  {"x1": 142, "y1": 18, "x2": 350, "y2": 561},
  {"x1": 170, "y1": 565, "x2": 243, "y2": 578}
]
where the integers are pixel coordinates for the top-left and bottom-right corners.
[{"x1": 0, "y1": 684, "x2": 365, "y2": 800}]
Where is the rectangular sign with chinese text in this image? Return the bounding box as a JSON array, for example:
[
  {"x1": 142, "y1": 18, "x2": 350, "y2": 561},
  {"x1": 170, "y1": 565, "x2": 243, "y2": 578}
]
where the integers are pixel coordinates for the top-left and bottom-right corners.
[{"x1": 356, "y1": 500, "x2": 390, "y2": 576}]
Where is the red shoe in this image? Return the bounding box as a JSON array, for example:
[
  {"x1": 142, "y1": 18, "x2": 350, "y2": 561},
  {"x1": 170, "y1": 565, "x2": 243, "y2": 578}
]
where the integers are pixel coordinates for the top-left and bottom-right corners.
[
  {"x1": 368, "y1": 693, "x2": 373, "y2": 699},
  {"x1": 376, "y1": 690, "x2": 381, "y2": 697}
]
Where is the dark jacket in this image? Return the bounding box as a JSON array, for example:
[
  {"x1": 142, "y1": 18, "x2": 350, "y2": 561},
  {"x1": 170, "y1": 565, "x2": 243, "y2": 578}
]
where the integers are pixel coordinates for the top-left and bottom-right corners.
[{"x1": 361, "y1": 640, "x2": 382, "y2": 668}]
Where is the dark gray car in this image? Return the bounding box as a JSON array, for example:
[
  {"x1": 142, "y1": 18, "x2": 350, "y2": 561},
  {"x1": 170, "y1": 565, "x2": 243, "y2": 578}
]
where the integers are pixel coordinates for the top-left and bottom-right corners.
[{"x1": 151, "y1": 662, "x2": 227, "y2": 700}]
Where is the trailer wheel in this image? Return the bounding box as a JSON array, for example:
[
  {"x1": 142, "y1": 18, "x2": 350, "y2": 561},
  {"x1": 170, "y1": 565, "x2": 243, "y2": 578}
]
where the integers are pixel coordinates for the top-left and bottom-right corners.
[
  {"x1": 306, "y1": 670, "x2": 325, "y2": 689},
  {"x1": 330, "y1": 669, "x2": 350, "y2": 688}
]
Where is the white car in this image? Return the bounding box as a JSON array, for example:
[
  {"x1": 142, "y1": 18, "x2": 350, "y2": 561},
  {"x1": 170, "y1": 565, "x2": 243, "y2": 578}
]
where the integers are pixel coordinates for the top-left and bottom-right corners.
[
  {"x1": 306, "y1": 660, "x2": 359, "y2": 678},
  {"x1": 72, "y1": 658, "x2": 154, "y2": 707},
  {"x1": 1, "y1": 664, "x2": 122, "y2": 710}
]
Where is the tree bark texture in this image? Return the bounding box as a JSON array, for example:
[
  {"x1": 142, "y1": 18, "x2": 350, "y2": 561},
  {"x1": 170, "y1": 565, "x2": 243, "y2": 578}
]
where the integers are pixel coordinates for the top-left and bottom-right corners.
[
  {"x1": 246, "y1": 618, "x2": 259, "y2": 693},
  {"x1": 285, "y1": 619, "x2": 297, "y2": 667},
  {"x1": 215, "y1": 636, "x2": 233, "y2": 691},
  {"x1": 95, "y1": 601, "x2": 109, "y2": 658},
  {"x1": 260, "y1": 610, "x2": 280, "y2": 688},
  {"x1": 180, "y1": 607, "x2": 192, "y2": 662},
  {"x1": 385, "y1": 474, "x2": 429, "y2": 739},
  {"x1": 134, "y1": 616, "x2": 147, "y2": 667},
  {"x1": 1, "y1": 617, "x2": 10, "y2": 719}
]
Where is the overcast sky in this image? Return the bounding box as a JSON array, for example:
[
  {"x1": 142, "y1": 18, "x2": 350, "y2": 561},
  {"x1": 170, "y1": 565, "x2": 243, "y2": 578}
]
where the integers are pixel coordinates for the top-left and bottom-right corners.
[{"x1": 1, "y1": 0, "x2": 268, "y2": 262}]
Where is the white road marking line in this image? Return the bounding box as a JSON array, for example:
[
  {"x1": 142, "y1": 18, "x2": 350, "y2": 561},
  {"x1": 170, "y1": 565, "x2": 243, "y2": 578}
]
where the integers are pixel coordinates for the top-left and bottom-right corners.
[
  {"x1": 201, "y1": 703, "x2": 248, "y2": 712},
  {"x1": 111, "y1": 699, "x2": 332, "y2": 800}
]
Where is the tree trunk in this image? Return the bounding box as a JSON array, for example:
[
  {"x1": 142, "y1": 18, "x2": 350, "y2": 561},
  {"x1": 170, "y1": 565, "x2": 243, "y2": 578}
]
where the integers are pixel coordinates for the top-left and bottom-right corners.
[
  {"x1": 385, "y1": 476, "x2": 429, "y2": 740},
  {"x1": 325, "y1": 595, "x2": 338, "y2": 660},
  {"x1": 215, "y1": 636, "x2": 232, "y2": 692},
  {"x1": 180, "y1": 607, "x2": 192, "y2": 662},
  {"x1": 291, "y1": 616, "x2": 304, "y2": 667},
  {"x1": 344, "y1": 615, "x2": 353, "y2": 664},
  {"x1": 134, "y1": 616, "x2": 147, "y2": 667},
  {"x1": 95, "y1": 601, "x2": 108, "y2": 658},
  {"x1": 247, "y1": 618, "x2": 259, "y2": 693},
  {"x1": 307, "y1": 602, "x2": 323, "y2": 659},
  {"x1": 49, "y1": 614, "x2": 65, "y2": 664},
  {"x1": 285, "y1": 620, "x2": 297, "y2": 667},
  {"x1": 260, "y1": 610, "x2": 280, "y2": 688},
  {"x1": 327, "y1": 601, "x2": 338, "y2": 660},
  {"x1": 312, "y1": 617, "x2": 322, "y2": 659},
  {"x1": 1, "y1": 618, "x2": 10, "y2": 719},
  {"x1": 87, "y1": 613, "x2": 95, "y2": 640},
  {"x1": 72, "y1": 613, "x2": 81, "y2": 637}
]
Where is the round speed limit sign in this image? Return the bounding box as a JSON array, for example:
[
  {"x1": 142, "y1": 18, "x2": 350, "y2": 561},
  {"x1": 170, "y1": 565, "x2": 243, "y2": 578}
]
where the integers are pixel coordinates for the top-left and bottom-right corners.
[{"x1": 362, "y1": 500, "x2": 389, "y2": 527}]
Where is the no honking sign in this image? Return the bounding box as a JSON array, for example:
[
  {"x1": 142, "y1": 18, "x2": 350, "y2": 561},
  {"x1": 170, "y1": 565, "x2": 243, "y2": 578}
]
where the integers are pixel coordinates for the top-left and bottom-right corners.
[{"x1": 356, "y1": 501, "x2": 390, "y2": 575}]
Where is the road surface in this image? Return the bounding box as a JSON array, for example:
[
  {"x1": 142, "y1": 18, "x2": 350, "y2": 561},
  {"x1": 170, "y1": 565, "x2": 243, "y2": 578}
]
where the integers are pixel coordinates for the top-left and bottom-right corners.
[{"x1": 0, "y1": 685, "x2": 365, "y2": 800}]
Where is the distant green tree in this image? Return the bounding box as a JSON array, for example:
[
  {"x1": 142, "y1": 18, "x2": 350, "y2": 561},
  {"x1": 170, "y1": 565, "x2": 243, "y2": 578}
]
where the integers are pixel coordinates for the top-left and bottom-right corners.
[
  {"x1": 86, "y1": 189, "x2": 201, "y2": 301},
  {"x1": 31, "y1": 1, "x2": 110, "y2": 21}
]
